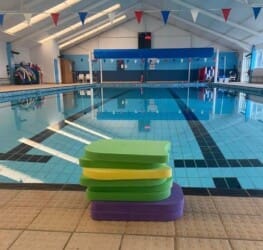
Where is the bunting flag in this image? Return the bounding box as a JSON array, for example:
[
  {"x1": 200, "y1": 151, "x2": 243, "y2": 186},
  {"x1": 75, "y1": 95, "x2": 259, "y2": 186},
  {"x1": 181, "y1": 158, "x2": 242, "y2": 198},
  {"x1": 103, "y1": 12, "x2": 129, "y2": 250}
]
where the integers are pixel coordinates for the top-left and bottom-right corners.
[
  {"x1": 190, "y1": 9, "x2": 199, "y2": 23},
  {"x1": 161, "y1": 10, "x2": 170, "y2": 24},
  {"x1": 108, "y1": 12, "x2": 115, "y2": 23},
  {"x1": 222, "y1": 8, "x2": 231, "y2": 22},
  {"x1": 79, "y1": 12, "x2": 87, "y2": 25},
  {"x1": 0, "y1": 13, "x2": 4, "y2": 26},
  {"x1": 24, "y1": 13, "x2": 32, "y2": 25},
  {"x1": 252, "y1": 7, "x2": 261, "y2": 19},
  {"x1": 134, "y1": 10, "x2": 143, "y2": 23},
  {"x1": 51, "y1": 13, "x2": 60, "y2": 26}
]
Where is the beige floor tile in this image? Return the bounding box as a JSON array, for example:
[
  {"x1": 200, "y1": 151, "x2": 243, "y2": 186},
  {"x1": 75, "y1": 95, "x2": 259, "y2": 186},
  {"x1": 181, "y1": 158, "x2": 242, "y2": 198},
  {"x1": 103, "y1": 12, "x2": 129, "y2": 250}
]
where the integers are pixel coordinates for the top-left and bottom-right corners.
[
  {"x1": 10, "y1": 230, "x2": 70, "y2": 250},
  {"x1": 29, "y1": 208, "x2": 84, "y2": 232},
  {"x1": 230, "y1": 239, "x2": 263, "y2": 250},
  {"x1": 125, "y1": 221, "x2": 175, "y2": 236},
  {"x1": 6, "y1": 190, "x2": 56, "y2": 208},
  {"x1": 65, "y1": 233, "x2": 121, "y2": 250},
  {"x1": 252, "y1": 198, "x2": 263, "y2": 212},
  {"x1": 0, "y1": 230, "x2": 21, "y2": 250},
  {"x1": 176, "y1": 237, "x2": 232, "y2": 250},
  {"x1": 0, "y1": 207, "x2": 40, "y2": 229},
  {"x1": 184, "y1": 195, "x2": 217, "y2": 213},
  {"x1": 76, "y1": 208, "x2": 126, "y2": 234},
  {"x1": 213, "y1": 197, "x2": 260, "y2": 215},
  {"x1": 221, "y1": 214, "x2": 263, "y2": 240},
  {"x1": 175, "y1": 212, "x2": 227, "y2": 238},
  {"x1": 0, "y1": 190, "x2": 20, "y2": 207},
  {"x1": 46, "y1": 191, "x2": 89, "y2": 209},
  {"x1": 121, "y1": 235, "x2": 174, "y2": 250}
]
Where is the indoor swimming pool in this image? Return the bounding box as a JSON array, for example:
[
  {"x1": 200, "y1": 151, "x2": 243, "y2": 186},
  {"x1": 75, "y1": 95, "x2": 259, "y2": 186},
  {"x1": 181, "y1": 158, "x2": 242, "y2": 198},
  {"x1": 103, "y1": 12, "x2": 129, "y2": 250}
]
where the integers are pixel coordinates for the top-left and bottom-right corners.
[{"x1": 0, "y1": 85, "x2": 262, "y2": 191}]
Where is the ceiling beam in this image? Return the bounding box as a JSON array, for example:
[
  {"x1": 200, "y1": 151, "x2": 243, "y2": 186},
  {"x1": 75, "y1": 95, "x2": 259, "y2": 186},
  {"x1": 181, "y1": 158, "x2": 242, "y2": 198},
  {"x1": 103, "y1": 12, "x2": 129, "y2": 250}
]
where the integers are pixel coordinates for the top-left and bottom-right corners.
[
  {"x1": 57, "y1": 3, "x2": 139, "y2": 45},
  {"x1": 172, "y1": 0, "x2": 260, "y2": 37}
]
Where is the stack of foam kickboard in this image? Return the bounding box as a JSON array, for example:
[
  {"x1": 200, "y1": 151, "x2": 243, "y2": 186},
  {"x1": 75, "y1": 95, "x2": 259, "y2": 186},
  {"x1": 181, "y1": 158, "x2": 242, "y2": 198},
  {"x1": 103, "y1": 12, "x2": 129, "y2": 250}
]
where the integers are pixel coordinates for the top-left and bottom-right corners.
[{"x1": 79, "y1": 139, "x2": 184, "y2": 221}]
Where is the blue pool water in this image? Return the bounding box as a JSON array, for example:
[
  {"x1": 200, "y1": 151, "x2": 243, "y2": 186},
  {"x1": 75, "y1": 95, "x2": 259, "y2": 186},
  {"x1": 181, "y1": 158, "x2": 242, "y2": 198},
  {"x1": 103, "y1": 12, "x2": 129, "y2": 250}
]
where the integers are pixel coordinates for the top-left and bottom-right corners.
[{"x1": 0, "y1": 85, "x2": 262, "y2": 190}]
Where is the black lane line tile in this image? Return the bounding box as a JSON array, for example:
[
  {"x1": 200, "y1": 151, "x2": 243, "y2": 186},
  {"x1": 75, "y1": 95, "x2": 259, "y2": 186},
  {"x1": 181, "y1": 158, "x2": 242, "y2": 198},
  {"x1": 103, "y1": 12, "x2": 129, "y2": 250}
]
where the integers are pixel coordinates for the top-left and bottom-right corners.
[
  {"x1": 216, "y1": 159, "x2": 230, "y2": 167},
  {"x1": 184, "y1": 160, "x2": 196, "y2": 168},
  {"x1": 213, "y1": 177, "x2": 228, "y2": 189},
  {"x1": 182, "y1": 187, "x2": 210, "y2": 196},
  {"x1": 238, "y1": 159, "x2": 252, "y2": 167},
  {"x1": 247, "y1": 189, "x2": 263, "y2": 197},
  {"x1": 174, "y1": 160, "x2": 185, "y2": 167},
  {"x1": 228, "y1": 159, "x2": 241, "y2": 167},
  {"x1": 195, "y1": 160, "x2": 207, "y2": 167},
  {"x1": 249, "y1": 159, "x2": 263, "y2": 167},
  {"x1": 225, "y1": 177, "x2": 242, "y2": 189},
  {"x1": 208, "y1": 188, "x2": 249, "y2": 197},
  {"x1": 206, "y1": 159, "x2": 219, "y2": 167}
]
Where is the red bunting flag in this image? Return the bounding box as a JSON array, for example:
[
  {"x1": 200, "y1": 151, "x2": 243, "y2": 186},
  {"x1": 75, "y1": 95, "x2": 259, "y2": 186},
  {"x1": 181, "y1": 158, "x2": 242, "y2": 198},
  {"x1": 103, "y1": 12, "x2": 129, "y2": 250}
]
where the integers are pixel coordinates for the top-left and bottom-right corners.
[
  {"x1": 222, "y1": 8, "x2": 231, "y2": 22},
  {"x1": 134, "y1": 10, "x2": 143, "y2": 23},
  {"x1": 51, "y1": 13, "x2": 60, "y2": 26}
]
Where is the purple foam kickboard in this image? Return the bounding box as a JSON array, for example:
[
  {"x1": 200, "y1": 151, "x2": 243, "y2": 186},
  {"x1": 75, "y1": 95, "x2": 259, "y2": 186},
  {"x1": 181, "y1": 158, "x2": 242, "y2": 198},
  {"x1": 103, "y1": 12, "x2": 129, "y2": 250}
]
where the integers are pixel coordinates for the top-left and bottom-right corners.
[{"x1": 90, "y1": 182, "x2": 184, "y2": 221}]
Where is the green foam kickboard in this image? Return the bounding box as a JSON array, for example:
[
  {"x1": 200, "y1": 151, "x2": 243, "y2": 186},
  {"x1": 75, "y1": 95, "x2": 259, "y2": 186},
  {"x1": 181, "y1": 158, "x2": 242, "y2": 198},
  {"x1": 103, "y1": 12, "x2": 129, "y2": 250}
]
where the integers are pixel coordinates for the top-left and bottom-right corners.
[
  {"x1": 79, "y1": 156, "x2": 165, "y2": 169},
  {"x1": 86, "y1": 187, "x2": 171, "y2": 202},
  {"x1": 84, "y1": 139, "x2": 170, "y2": 163},
  {"x1": 88, "y1": 177, "x2": 172, "y2": 193},
  {"x1": 80, "y1": 175, "x2": 168, "y2": 187}
]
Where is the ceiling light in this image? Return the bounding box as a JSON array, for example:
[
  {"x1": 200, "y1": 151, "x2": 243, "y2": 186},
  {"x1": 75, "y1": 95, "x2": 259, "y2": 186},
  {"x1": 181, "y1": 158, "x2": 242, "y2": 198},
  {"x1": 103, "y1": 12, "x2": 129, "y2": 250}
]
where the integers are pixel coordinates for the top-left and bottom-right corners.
[
  {"x1": 59, "y1": 14, "x2": 126, "y2": 49},
  {"x1": 4, "y1": 0, "x2": 81, "y2": 35},
  {"x1": 39, "y1": 4, "x2": 120, "y2": 43}
]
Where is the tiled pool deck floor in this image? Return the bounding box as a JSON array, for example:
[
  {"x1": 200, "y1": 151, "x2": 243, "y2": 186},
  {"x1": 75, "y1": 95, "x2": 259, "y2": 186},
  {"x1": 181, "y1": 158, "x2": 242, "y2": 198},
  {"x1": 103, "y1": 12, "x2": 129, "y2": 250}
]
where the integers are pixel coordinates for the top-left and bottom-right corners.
[
  {"x1": 1, "y1": 82, "x2": 263, "y2": 249},
  {"x1": 1, "y1": 187, "x2": 263, "y2": 250}
]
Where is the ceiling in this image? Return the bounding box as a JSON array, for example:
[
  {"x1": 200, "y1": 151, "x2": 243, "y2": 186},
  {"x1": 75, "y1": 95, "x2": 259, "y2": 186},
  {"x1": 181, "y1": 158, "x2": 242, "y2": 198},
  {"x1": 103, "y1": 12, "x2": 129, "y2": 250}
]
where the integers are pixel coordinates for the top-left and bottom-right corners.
[{"x1": 0, "y1": 0, "x2": 263, "y2": 52}]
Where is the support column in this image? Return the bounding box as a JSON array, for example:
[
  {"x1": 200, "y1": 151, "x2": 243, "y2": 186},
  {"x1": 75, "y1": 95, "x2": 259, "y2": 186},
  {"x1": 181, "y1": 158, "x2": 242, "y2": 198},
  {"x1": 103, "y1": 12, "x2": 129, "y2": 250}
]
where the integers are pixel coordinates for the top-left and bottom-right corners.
[
  {"x1": 214, "y1": 48, "x2": 220, "y2": 82},
  {"x1": 6, "y1": 42, "x2": 14, "y2": 84},
  {"x1": 188, "y1": 60, "x2": 191, "y2": 82},
  {"x1": 100, "y1": 59, "x2": 103, "y2": 83},
  {"x1": 88, "y1": 51, "x2": 93, "y2": 84}
]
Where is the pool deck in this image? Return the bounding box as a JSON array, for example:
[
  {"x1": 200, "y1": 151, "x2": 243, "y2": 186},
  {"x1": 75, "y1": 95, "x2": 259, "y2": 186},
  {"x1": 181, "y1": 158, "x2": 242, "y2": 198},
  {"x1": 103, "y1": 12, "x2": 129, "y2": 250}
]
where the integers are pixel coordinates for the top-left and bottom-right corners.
[
  {"x1": 1, "y1": 82, "x2": 263, "y2": 249},
  {"x1": 1, "y1": 187, "x2": 263, "y2": 250}
]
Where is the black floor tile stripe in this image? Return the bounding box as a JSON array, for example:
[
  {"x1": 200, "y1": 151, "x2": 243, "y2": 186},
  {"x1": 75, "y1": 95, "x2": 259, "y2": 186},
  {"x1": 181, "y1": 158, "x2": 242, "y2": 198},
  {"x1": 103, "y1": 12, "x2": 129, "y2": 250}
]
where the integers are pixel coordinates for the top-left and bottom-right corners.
[
  {"x1": 0, "y1": 182, "x2": 262, "y2": 197},
  {"x1": 173, "y1": 159, "x2": 263, "y2": 168}
]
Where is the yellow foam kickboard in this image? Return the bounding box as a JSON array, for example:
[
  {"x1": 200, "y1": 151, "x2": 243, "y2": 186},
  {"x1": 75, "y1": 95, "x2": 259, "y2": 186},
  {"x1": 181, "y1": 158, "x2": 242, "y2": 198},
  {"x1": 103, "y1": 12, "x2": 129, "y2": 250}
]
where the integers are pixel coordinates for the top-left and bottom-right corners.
[{"x1": 82, "y1": 166, "x2": 172, "y2": 180}]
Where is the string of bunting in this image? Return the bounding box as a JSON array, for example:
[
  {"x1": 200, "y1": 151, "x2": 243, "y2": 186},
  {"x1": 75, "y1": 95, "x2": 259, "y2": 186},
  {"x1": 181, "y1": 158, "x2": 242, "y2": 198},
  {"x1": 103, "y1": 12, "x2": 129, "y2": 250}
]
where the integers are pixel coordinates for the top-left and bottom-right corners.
[
  {"x1": 0, "y1": 6, "x2": 261, "y2": 27},
  {"x1": 133, "y1": 7, "x2": 262, "y2": 24}
]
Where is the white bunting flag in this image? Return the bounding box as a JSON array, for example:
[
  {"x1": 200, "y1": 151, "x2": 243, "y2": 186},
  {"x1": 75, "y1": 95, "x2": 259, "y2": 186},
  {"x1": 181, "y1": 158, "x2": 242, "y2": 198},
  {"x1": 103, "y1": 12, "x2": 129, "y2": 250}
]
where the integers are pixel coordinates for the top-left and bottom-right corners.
[{"x1": 190, "y1": 9, "x2": 199, "y2": 23}]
